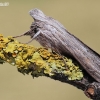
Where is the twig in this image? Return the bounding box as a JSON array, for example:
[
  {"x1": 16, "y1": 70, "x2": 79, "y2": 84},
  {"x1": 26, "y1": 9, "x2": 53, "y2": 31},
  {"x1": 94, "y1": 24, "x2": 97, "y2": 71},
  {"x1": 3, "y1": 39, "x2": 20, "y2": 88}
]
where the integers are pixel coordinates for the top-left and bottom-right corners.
[
  {"x1": 1, "y1": 8, "x2": 100, "y2": 100},
  {"x1": 0, "y1": 34, "x2": 98, "y2": 100}
]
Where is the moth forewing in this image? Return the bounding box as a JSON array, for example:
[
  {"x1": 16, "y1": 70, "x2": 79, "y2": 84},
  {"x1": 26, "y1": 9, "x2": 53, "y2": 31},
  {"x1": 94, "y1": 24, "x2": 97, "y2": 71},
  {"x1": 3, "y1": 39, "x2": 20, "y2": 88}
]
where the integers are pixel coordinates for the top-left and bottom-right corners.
[
  {"x1": 13, "y1": 8, "x2": 100, "y2": 82},
  {"x1": 29, "y1": 9, "x2": 100, "y2": 82}
]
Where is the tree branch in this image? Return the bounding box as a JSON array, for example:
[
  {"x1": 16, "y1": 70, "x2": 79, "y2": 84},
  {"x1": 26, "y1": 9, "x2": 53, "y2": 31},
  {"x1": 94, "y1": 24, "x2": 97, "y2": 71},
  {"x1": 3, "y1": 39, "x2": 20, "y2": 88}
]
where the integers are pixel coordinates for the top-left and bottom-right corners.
[
  {"x1": 0, "y1": 34, "x2": 99, "y2": 100},
  {"x1": 1, "y1": 8, "x2": 100, "y2": 100}
]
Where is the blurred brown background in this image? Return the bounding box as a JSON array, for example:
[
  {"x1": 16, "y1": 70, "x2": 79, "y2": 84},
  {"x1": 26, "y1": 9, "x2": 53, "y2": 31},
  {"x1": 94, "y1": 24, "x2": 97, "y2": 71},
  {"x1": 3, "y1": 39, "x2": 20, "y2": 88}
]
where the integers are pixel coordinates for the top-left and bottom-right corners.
[{"x1": 0, "y1": 0, "x2": 100, "y2": 100}]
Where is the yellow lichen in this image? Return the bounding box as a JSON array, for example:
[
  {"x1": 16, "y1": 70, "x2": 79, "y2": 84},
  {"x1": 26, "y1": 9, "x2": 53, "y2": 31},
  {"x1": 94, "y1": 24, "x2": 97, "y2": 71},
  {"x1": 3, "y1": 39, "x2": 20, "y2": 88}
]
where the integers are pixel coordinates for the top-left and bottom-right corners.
[{"x1": 0, "y1": 34, "x2": 83, "y2": 80}]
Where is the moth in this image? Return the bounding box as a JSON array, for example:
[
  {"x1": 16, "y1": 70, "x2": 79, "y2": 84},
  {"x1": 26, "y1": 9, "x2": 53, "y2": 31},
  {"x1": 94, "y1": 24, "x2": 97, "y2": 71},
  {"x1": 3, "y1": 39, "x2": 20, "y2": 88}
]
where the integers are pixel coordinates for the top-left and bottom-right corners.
[{"x1": 13, "y1": 8, "x2": 100, "y2": 82}]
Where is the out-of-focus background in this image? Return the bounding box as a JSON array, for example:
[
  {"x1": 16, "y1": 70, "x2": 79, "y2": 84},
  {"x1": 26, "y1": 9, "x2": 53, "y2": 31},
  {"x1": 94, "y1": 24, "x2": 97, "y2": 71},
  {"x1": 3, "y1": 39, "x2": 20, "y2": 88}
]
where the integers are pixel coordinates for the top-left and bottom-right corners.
[{"x1": 0, "y1": 0, "x2": 100, "y2": 100}]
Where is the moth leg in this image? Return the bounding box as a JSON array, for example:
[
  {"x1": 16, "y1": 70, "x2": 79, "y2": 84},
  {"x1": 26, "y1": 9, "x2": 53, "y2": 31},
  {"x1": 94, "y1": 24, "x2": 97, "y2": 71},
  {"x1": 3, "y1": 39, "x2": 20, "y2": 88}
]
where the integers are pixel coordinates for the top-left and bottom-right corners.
[
  {"x1": 13, "y1": 31, "x2": 30, "y2": 38},
  {"x1": 13, "y1": 30, "x2": 41, "y2": 44},
  {"x1": 52, "y1": 47, "x2": 68, "y2": 70},
  {"x1": 24, "y1": 30, "x2": 41, "y2": 44},
  {"x1": 50, "y1": 38, "x2": 68, "y2": 69}
]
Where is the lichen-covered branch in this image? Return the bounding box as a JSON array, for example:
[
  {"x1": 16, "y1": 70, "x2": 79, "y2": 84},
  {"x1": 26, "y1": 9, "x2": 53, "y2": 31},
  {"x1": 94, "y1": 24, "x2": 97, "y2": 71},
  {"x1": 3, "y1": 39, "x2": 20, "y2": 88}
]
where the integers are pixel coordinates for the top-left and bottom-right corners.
[
  {"x1": 1, "y1": 34, "x2": 100, "y2": 100},
  {"x1": 0, "y1": 34, "x2": 83, "y2": 80}
]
